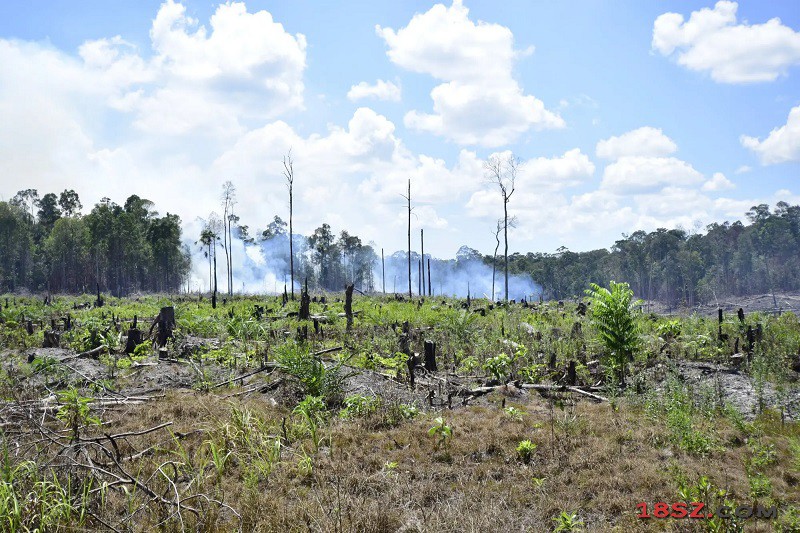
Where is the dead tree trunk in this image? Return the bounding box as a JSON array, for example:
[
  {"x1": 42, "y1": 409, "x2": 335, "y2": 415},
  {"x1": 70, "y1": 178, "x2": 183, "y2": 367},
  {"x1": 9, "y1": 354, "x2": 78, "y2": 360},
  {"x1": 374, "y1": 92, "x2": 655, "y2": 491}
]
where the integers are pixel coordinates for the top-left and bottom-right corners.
[
  {"x1": 298, "y1": 278, "x2": 310, "y2": 320},
  {"x1": 424, "y1": 340, "x2": 437, "y2": 371},
  {"x1": 345, "y1": 283, "x2": 354, "y2": 331},
  {"x1": 427, "y1": 258, "x2": 432, "y2": 296},
  {"x1": 124, "y1": 315, "x2": 143, "y2": 354},
  {"x1": 382, "y1": 248, "x2": 386, "y2": 294},
  {"x1": 404, "y1": 179, "x2": 412, "y2": 298},
  {"x1": 420, "y1": 229, "x2": 425, "y2": 296},
  {"x1": 149, "y1": 307, "x2": 175, "y2": 349}
]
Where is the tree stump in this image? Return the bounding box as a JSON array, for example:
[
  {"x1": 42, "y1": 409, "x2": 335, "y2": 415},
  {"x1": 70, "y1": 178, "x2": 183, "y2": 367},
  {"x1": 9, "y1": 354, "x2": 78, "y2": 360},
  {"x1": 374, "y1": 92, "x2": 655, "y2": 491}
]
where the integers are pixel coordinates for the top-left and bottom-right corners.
[
  {"x1": 567, "y1": 360, "x2": 577, "y2": 386},
  {"x1": 124, "y1": 327, "x2": 143, "y2": 354},
  {"x1": 299, "y1": 286, "x2": 310, "y2": 320},
  {"x1": 42, "y1": 330, "x2": 61, "y2": 348},
  {"x1": 149, "y1": 307, "x2": 175, "y2": 349},
  {"x1": 345, "y1": 284, "x2": 354, "y2": 331},
  {"x1": 423, "y1": 340, "x2": 437, "y2": 371}
]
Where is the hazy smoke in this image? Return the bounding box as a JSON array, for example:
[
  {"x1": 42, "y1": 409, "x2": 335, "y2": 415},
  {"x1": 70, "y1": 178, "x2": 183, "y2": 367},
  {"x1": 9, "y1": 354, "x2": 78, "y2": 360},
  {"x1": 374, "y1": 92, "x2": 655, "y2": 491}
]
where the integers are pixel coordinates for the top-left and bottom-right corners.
[{"x1": 184, "y1": 222, "x2": 541, "y2": 300}]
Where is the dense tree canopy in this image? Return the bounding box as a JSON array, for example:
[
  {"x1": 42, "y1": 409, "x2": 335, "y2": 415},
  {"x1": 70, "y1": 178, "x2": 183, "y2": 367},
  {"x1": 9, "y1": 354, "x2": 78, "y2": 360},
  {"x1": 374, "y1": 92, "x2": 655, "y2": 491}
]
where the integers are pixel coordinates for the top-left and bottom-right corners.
[
  {"x1": 504, "y1": 202, "x2": 800, "y2": 306},
  {"x1": 0, "y1": 190, "x2": 190, "y2": 294}
]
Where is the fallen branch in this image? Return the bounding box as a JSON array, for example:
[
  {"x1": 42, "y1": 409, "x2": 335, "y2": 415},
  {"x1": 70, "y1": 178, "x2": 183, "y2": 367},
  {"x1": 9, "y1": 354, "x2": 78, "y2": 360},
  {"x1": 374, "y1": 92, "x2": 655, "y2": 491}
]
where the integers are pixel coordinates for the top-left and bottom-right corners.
[{"x1": 61, "y1": 345, "x2": 107, "y2": 362}]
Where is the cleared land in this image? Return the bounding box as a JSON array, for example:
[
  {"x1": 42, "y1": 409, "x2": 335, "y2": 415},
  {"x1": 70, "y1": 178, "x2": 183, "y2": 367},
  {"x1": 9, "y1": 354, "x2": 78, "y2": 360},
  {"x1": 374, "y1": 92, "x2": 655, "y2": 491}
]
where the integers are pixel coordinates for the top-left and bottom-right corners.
[{"x1": 0, "y1": 292, "x2": 798, "y2": 532}]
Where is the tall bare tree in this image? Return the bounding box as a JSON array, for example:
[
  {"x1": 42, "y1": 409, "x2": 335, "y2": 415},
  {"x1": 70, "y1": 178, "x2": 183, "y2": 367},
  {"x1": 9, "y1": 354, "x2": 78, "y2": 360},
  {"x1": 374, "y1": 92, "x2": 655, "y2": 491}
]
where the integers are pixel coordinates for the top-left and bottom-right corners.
[
  {"x1": 400, "y1": 179, "x2": 413, "y2": 297},
  {"x1": 485, "y1": 154, "x2": 519, "y2": 302},
  {"x1": 221, "y1": 181, "x2": 236, "y2": 297},
  {"x1": 283, "y1": 150, "x2": 295, "y2": 299},
  {"x1": 491, "y1": 219, "x2": 502, "y2": 301}
]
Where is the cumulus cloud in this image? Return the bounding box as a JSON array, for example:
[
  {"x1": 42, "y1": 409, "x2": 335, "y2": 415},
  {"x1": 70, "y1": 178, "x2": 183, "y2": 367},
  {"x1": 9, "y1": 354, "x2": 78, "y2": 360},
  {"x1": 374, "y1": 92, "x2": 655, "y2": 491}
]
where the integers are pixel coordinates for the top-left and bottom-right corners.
[
  {"x1": 347, "y1": 79, "x2": 401, "y2": 101},
  {"x1": 652, "y1": 1, "x2": 800, "y2": 83},
  {"x1": 377, "y1": 0, "x2": 563, "y2": 147},
  {"x1": 596, "y1": 126, "x2": 677, "y2": 159},
  {"x1": 601, "y1": 156, "x2": 704, "y2": 193},
  {"x1": 702, "y1": 172, "x2": 735, "y2": 191},
  {"x1": 741, "y1": 105, "x2": 800, "y2": 164}
]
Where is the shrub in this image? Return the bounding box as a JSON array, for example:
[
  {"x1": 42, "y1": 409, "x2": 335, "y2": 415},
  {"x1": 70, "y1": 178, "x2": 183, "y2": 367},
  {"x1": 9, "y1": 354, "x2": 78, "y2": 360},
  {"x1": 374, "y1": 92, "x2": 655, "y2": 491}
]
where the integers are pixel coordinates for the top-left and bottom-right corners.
[{"x1": 585, "y1": 281, "x2": 641, "y2": 385}]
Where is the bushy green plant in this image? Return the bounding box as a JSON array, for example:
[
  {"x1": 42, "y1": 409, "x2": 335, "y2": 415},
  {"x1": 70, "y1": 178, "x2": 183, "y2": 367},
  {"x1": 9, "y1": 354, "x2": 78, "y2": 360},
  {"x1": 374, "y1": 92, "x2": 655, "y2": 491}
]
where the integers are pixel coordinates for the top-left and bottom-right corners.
[
  {"x1": 585, "y1": 282, "x2": 641, "y2": 385},
  {"x1": 339, "y1": 394, "x2": 379, "y2": 420},
  {"x1": 483, "y1": 353, "x2": 512, "y2": 381},
  {"x1": 516, "y1": 439, "x2": 536, "y2": 463}
]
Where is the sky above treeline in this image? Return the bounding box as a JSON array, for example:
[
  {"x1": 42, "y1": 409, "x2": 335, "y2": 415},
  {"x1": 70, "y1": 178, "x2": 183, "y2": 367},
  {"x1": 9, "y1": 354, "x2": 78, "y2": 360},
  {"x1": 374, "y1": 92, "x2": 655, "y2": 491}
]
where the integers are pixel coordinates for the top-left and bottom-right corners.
[{"x1": 0, "y1": 0, "x2": 798, "y2": 258}]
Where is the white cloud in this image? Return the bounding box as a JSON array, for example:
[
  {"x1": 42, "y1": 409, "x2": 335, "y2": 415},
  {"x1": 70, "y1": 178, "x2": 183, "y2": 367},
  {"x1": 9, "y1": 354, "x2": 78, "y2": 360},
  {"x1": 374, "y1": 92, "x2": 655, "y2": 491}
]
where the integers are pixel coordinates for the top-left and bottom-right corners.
[
  {"x1": 735, "y1": 165, "x2": 751, "y2": 174},
  {"x1": 741, "y1": 105, "x2": 800, "y2": 164},
  {"x1": 596, "y1": 127, "x2": 677, "y2": 159},
  {"x1": 347, "y1": 79, "x2": 401, "y2": 101},
  {"x1": 702, "y1": 172, "x2": 735, "y2": 191},
  {"x1": 601, "y1": 156, "x2": 704, "y2": 193},
  {"x1": 653, "y1": 1, "x2": 800, "y2": 83},
  {"x1": 377, "y1": 0, "x2": 563, "y2": 147},
  {"x1": 517, "y1": 149, "x2": 595, "y2": 190}
]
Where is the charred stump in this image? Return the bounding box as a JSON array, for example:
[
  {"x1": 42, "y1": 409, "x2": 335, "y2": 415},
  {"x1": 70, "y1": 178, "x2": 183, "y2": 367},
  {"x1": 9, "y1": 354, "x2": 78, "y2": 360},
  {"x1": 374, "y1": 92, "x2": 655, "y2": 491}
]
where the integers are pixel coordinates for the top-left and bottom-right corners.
[
  {"x1": 423, "y1": 340, "x2": 437, "y2": 372},
  {"x1": 149, "y1": 307, "x2": 175, "y2": 349},
  {"x1": 42, "y1": 330, "x2": 61, "y2": 348},
  {"x1": 344, "y1": 283, "x2": 354, "y2": 331},
  {"x1": 124, "y1": 316, "x2": 143, "y2": 355},
  {"x1": 298, "y1": 279, "x2": 310, "y2": 320}
]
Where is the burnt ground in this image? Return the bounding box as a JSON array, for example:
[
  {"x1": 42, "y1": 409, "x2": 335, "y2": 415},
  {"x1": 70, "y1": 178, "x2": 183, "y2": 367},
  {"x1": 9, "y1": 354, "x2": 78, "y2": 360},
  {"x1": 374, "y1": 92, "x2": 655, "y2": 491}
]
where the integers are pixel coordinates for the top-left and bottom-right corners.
[
  {"x1": 645, "y1": 359, "x2": 800, "y2": 421},
  {"x1": 642, "y1": 290, "x2": 800, "y2": 317},
  {"x1": 7, "y1": 332, "x2": 799, "y2": 423}
]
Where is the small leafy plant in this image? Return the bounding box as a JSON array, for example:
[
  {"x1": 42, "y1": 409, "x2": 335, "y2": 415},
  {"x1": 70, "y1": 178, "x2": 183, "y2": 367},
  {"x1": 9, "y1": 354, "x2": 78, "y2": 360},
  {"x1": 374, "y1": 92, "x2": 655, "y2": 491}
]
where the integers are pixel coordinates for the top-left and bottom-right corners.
[
  {"x1": 516, "y1": 439, "x2": 536, "y2": 463},
  {"x1": 428, "y1": 417, "x2": 452, "y2": 449}
]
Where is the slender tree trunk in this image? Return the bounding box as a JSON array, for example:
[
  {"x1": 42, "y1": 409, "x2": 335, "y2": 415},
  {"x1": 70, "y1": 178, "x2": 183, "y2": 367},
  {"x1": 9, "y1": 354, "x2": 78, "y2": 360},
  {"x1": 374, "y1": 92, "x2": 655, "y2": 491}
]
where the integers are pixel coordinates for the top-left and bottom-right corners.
[
  {"x1": 427, "y1": 259, "x2": 431, "y2": 296},
  {"x1": 503, "y1": 199, "x2": 509, "y2": 302},
  {"x1": 212, "y1": 243, "x2": 218, "y2": 309},
  {"x1": 289, "y1": 188, "x2": 294, "y2": 300},
  {"x1": 407, "y1": 179, "x2": 412, "y2": 298},
  {"x1": 381, "y1": 248, "x2": 385, "y2": 293},
  {"x1": 420, "y1": 229, "x2": 425, "y2": 295}
]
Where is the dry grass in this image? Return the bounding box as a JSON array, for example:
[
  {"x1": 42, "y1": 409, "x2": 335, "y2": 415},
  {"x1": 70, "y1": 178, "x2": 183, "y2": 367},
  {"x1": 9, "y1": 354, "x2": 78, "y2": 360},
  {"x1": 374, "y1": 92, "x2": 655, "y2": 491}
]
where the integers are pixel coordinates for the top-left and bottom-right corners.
[{"x1": 57, "y1": 387, "x2": 797, "y2": 532}]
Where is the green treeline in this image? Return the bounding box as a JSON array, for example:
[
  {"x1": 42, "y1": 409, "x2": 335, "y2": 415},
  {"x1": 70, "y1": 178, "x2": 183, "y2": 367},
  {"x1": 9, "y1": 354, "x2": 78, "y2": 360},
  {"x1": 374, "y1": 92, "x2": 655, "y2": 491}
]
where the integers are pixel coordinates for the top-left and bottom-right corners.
[
  {"x1": 0, "y1": 190, "x2": 189, "y2": 294},
  {"x1": 505, "y1": 202, "x2": 800, "y2": 306}
]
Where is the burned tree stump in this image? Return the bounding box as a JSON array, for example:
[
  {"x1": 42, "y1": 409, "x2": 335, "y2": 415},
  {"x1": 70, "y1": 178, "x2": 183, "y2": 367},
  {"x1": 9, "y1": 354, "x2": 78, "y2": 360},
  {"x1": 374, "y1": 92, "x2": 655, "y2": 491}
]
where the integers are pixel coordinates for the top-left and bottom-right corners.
[
  {"x1": 345, "y1": 284, "x2": 354, "y2": 331},
  {"x1": 567, "y1": 360, "x2": 577, "y2": 386},
  {"x1": 737, "y1": 307, "x2": 745, "y2": 323},
  {"x1": 423, "y1": 340, "x2": 437, "y2": 371},
  {"x1": 298, "y1": 281, "x2": 310, "y2": 320},
  {"x1": 42, "y1": 330, "x2": 61, "y2": 348},
  {"x1": 124, "y1": 317, "x2": 143, "y2": 354},
  {"x1": 149, "y1": 307, "x2": 175, "y2": 349}
]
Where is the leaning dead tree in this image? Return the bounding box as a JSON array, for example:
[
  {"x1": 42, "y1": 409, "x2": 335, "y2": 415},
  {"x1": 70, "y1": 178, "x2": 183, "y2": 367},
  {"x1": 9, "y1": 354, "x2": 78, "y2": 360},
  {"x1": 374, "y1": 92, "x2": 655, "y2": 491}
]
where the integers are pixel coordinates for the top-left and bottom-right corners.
[
  {"x1": 283, "y1": 150, "x2": 295, "y2": 300},
  {"x1": 485, "y1": 153, "x2": 519, "y2": 302}
]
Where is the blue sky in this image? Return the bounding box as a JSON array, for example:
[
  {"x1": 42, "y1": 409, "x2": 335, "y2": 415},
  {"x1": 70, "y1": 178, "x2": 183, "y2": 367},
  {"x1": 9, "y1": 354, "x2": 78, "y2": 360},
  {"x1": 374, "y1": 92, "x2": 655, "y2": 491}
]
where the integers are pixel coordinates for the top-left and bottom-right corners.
[{"x1": 1, "y1": 0, "x2": 799, "y2": 271}]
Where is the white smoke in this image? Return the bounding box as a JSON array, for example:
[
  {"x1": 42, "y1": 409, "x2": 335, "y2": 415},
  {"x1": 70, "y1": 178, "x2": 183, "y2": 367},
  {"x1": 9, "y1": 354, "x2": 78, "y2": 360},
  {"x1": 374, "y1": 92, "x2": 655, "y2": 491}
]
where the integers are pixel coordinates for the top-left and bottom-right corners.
[{"x1": 183, "y1": 219, "x2": 541, "y2": 300}]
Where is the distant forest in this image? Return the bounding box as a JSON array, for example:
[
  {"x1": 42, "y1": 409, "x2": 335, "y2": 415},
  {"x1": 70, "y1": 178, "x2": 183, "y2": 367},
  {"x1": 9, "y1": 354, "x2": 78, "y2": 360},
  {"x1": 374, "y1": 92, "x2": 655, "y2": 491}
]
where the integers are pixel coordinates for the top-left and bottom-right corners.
[
  {"x1": 2, "y1": 188, "x2": 799, "y2": 306},
  {"x1": 0, "y1": 190, "x2": 189, "y2": 295},
  {"x1": 505, "y1": 202, "x2": 800, "y2": 306}
]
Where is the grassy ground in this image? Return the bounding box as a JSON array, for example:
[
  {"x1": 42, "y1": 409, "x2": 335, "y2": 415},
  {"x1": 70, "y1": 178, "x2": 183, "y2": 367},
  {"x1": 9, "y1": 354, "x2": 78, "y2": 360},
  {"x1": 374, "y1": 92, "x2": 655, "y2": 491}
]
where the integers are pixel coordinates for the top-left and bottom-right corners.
[{"x1": 0, "y1": 292, "x2": 798, "y2": 531}]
